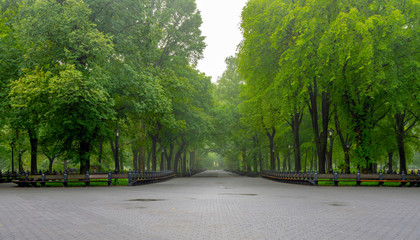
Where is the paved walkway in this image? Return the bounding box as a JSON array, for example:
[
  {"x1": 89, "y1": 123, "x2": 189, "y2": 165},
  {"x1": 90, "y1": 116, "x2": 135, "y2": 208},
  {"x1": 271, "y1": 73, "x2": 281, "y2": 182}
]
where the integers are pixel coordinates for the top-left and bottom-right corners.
[{"x1": 0, "y1": 170, "x2": 419, "y2": 240}]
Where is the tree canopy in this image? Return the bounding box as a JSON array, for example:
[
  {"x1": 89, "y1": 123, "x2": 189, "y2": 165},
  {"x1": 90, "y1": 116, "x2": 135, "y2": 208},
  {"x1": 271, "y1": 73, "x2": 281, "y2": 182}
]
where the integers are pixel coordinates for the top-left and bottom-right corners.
[{"x1": 0, "y1": 0, "x2": 418, "y2": 174}]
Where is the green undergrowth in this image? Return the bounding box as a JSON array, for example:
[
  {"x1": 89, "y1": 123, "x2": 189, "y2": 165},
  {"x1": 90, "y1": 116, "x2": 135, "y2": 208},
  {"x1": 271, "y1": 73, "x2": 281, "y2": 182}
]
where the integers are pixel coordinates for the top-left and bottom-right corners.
[
  {"x1": 35, "y1": 178, "x2": 129, "y2": 187},
  {"x1": 317, "y1": 180, "x2": 406, "y2": 187}
]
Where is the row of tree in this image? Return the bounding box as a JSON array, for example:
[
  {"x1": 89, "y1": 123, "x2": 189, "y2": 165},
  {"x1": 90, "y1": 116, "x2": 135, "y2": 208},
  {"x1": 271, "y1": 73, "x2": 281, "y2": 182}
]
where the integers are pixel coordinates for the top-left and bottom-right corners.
[
  {"x1": 0, "y1": 0, "x2": 418, "y2": 175},
  {"x1": 0, "y1": 0, "x2": 214, "y2": 173},
  {"x1": 212, "y1": 0, "x2": 419, "y2": 174}
]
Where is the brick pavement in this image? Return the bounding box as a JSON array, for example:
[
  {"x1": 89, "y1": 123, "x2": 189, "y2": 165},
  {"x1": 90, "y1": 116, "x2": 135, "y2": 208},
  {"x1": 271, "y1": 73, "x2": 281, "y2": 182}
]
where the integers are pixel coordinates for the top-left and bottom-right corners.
[{"x1": 0, "y1": 170, "x2": 419, "y2": 240}]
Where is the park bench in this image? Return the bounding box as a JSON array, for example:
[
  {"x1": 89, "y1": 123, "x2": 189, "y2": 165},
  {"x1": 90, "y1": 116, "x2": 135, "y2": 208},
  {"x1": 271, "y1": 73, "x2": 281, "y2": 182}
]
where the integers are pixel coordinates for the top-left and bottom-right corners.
[
  {"x1": 261, "y1": 170, "x2": 420, "y2": 187},
  {"x1": 12, "y1": 169, "x2": 177, "y2": 187},
  {"x1": 355, "y1": 171, "x2": 420, "y2": 187},
  {"x1": 0, "y1": 171, "x2": 18, "y2": 183},
  {"x1": 128, "y1": 170, "x2": 175, "y2": 186},
  {"x1": 261, "y1": 171, "x2": 314, "y2": 185},
  {"x1": 12, "y1": 171, "x2": 119, "y2": 187}
]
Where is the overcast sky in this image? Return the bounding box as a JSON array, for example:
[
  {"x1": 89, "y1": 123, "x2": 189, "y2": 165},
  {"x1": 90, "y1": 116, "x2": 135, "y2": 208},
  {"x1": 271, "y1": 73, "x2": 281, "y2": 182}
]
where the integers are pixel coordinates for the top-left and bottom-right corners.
[{"x1": 195, "y1": 0, "x2": 248, "y2": 83}]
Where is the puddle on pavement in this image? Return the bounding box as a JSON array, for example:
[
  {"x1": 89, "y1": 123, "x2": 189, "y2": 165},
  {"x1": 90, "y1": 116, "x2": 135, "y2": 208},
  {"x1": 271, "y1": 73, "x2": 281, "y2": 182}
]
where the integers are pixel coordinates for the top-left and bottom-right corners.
[
  {"x1": 328, "y1": 202, "x2": 348, "y2": 207},
  {"x1": 128, "y1": 199, "x2": 166, "y2": 202},
  {"x1": 218, "y1": 193, "x2": 258, "y2": 196}
]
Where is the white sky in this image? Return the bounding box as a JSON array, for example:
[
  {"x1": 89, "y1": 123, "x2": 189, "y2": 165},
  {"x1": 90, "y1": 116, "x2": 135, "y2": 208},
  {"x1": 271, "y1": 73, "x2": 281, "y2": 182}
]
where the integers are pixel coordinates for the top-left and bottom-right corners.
[{"x1": 195, "y1": 0, "x2": 248, "y2": 83}]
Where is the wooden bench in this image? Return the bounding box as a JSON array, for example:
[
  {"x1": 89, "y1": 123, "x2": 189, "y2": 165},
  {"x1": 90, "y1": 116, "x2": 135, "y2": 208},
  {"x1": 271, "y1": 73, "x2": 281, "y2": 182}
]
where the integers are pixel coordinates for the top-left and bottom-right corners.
[
  {"x1": 129, "y1": 171, "x2": 175, "y2": 186},
  {"x1": 261, "y1": 171, "x2": 420, "y2": 187},
  {"x1": 13, "y1": 171, "x2": 118, "y2": 187}
]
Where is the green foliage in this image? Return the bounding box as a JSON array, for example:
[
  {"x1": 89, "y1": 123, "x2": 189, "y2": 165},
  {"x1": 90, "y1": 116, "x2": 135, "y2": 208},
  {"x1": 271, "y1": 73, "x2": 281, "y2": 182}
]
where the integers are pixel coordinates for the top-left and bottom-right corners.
[
  {"x1": 237, "y1": 0, "x2": 419, "y2": 172},
  {"x1": 1, "y1": 0, "x2": 418, "y2": 174}
]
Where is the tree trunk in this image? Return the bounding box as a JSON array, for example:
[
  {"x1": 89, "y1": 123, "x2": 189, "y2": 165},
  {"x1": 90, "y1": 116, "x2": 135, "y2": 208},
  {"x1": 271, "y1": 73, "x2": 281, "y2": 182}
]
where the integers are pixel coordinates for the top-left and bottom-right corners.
[
  {"x1": 48, "y1": 156, "x2": 55, "y2": 172},
  {"x1": 267, "y1": 127, "x2": 276, "y2": 170},
  {"x1": 166, "y1": 143, "x2": 174, "y2": 170},
  {"x1": 395, "y1": 113, "x2": 406, "y2": 173},
  {"x1": 189, "y1": 150, "x2": 195, "y2": 171},
  {"x1": 139, "y1": 146, "x2": 145, "y2": 171},
  {"x1": 79, "y1": 140, "x2": 90, "y2": 174},
  {"x1": 327, "y1": 136, "x2": 334, "y2": 173},
  {"x1": 160, "y1": 147, "x2": 165, "y2": 171},
  {"x1": 98, "y1": 141, "x2": 103, "y2": 171},
  {"x1": 242, "y1": 149, "x2": 246, "y2": 171},
  {"x1": 291, "y1": 112, "x2": 302, "y2": 172},
  {"x1": 334, "y1": 111, "x2": 351, "y2": 173},
  {"x1": 254, "y1": 152, "x2": 258, "y2": 172},
  {"x1": 146, "y1": 150, "x2": 151, "y2": 171},
  {"x1": 18, "y1": 151, "x2": 24, "y2": 172},
  {"x1": 308, "y1": 80, "x2": 331, "y2": 174},
  {"x1": 388, "y1": 152, "x2": 393, "y2": 173},
  {"x1": 119, "y1": 143, "x2": 123, "y2": 171},
  {"x1": 283, "y1": 151, "x2": 287, "y2": 171},
  {"x1": 151, "y1": 137, "x2": 157, "y2": 171},
  {"x1": 28, "y1": 129, "x2": 38, "y2": 173},
  {"x1": 182, "y1": 149, "x2": 187, "y2": 174},
  {"x1": 174, "y1": 142, "x2": 185, "y2": 174},
  {"x1": 132, "y1": 147, "x2": 139, "y2": 171},
  {"x1": 110, "y1": 140, "x2": 119, "y2": 172}
]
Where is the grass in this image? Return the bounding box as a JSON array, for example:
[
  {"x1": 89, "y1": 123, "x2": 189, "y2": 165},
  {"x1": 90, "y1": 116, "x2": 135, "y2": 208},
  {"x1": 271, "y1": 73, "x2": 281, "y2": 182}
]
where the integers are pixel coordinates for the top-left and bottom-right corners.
[
  {"x1": 317, "y1": 180, "x2": 406, "y2": 187},
  {"x1": 35, "y1": 178, "x2": 129, "y2": 187}
]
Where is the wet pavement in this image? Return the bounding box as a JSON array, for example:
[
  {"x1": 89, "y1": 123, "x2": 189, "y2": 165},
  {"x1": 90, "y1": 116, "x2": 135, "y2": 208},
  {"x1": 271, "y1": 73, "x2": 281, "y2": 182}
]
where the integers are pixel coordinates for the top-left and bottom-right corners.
[{"x1": 0, "y1": 170, "x2": 419, "y2": 240}]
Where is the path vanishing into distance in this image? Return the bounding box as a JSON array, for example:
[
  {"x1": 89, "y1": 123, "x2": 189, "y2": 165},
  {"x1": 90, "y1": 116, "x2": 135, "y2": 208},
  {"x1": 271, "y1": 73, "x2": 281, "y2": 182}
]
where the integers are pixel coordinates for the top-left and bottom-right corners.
[{"x1": 0, "y1": 170, "x2": 419, "y2": 240}]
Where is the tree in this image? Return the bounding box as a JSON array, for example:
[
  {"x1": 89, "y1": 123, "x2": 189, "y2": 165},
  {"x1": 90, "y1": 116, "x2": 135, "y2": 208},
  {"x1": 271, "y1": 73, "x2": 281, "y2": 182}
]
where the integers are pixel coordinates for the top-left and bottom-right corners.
[
  {"x1": 9, "y1": 0, "x2": 114, "y2": 173},
  {"x1": 318, "y1": 0, "x2": 418, "y2": 171}
]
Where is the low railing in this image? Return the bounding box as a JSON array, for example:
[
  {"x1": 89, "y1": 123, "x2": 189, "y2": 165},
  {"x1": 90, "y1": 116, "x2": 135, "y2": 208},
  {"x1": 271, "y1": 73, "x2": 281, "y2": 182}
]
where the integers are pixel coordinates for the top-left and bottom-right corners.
[
  {"x1": 261, "y1": 170, "x2": 420, "y2": 187},
  {"x1": 0, "y1": 171, "x2": 19, "y2": 183},
  {"x1": 225, "y1": 169, "x2": 260, "y2": 177},
  {"x1": 12, "y1": 170, "x2": 176, "y2": 187},
  {"x1": 128, "y1": 170, "x2": 175, "y2": 186}
]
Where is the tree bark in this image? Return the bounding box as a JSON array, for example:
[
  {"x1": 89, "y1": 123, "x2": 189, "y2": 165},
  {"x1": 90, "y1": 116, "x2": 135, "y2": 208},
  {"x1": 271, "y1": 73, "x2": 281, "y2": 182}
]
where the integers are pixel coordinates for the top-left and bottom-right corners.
[
  {"x1": 395, "y1": 113, "x2": 406, "y2": 173},
  {"x1": 139, "y1": 146, "x2": 145, "y2": 171},
  {"x1": 291, "y1": 112, "x2": 303, "y2": 172},
  {"x1": 308, "y1": 80, "x2": 331, "y2": 174},
  {"x1": 160, "y1": 146, "x2": 165, "y2": 171},
  {"x1": 146, "y1": 149, "x2": 151, "y2": 171},
  {"x1": 327, "y1": 136, "x2": 334, "y2": 173},
  {"x1": 48, "y1": 156, "x2": 55, "y2": 172},
  {"x1": 388, "y1": 152, "x2": 393, "y2": 173},
  {"x1": 119, "y1": 143, "x2": 123, "y2": 171},
  {"x1": 189, "y1": 150, "x2": 195, "y2": 171},
  {"x1": 151, "y1": 137, "x2": 157, "y2": 171},
  {"x1": 79, "y1": 140, "x2": 90, "y2": 174},
  {"x1": 132, "y1": 147, "x2": 139, "y2": 171},
  {"x1": 98, "y1": 140, "x2": 103, "y2": 171},
  {"x1": 283, "y1": 151, "x2": 287, "y2": 171},
  {"x1": 166, "y1": 143, "x2": 174, "y2": 170},
  {"x1": 28, "y1": 129, "x2": 38, "y2": 173},
  {"x1": 334, "y1": 111, "x2": 351, "y2": 173},
  {"x1": 182, "y1": 148, "x2": 187, "y2": 174},
  {"x1": 174, "y1": 141, "x2": 185, "y2": 174},
  {"x1": 18, "y1": 150, "x2": 25, "y2": 172},
  {"x1": 110, "y1": 140, "x2": 119, "y2": 172},
  {"x1": 242, "y1": 148, "x2": 246, "y2": 171}
]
